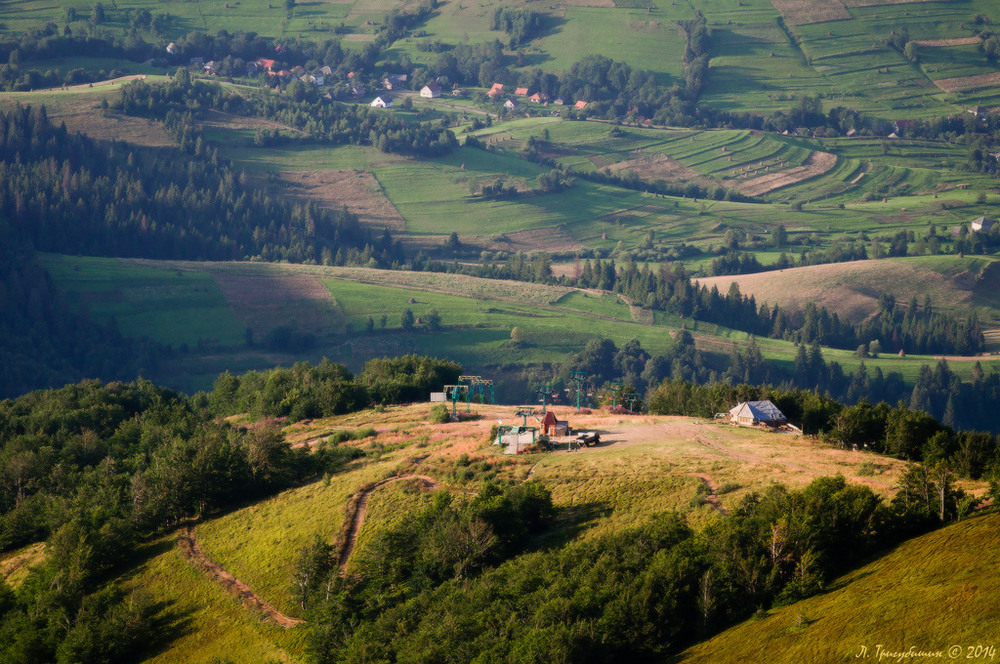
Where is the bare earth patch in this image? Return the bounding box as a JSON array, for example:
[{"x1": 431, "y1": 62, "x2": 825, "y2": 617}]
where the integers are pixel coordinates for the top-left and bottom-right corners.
[
  {"x1": 280, "y1": 169, "x2": 406, "y2": 232},
  {"x1": 486, "y1": 227, "x2": 584, "y2": 253},
  {"x1": 913, "y1": 37, "x2": 981, "y2": 47},
  {"x1": 770, "y1": 0, "x2": 851, "y2": 25},
  {"x1": 933, "y1": 72, "x2": 1000, "y2": 93},
  {"x1": 200, "y1": 109, "x2": 304, "y2": 135},
  {"x1": 733, "y1": 151, "x2": 837, "y2": 197},
  {"x1": 56, "y1": 110, "x2": 174, "y2": 147},
  {"x1": 609, "y1": 153, "x2": 718, "y2": 189},
  {"x1": 844, "y1": 0, "x2": 939, "y2": 5}
]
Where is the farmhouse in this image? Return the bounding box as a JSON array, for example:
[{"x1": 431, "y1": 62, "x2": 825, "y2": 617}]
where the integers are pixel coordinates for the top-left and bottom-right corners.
[
  {"x1": 529, "y1": 92, "x2": 549, "y2": 103},
  {"x1": 370, "y1": 95, "x2": 393, "y2": 108},
  {"x1": 970, "y1": 216, "x2": 995, "y2": 233},
  {"x1": 256, "y1": 58, "x2": 276, "y2": 72},
  {"x1": 420, "y1": 83, "x2": 442, "y2": 98},
  {"x1": 514, "y1": 87, "x2": 529, "y2": 96},
  {"x1": 383, "y1": 74, "x2": 407, "y2": 90},
  {"x1": 727, "y1": 401, "x2": 786, "y2": 427},
  {"x1": 574, "y1": 100, "x2": 588, "y2": 110},
  {"x1": 487, "y1": 82, "x2": 504, "y2": 98},
  {"x1": 504, "y1": 98, "x2": 520, "y2": 111}
]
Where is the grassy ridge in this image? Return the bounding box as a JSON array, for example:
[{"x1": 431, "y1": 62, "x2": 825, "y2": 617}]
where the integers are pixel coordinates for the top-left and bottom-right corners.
[{"x1": 676, "y1": 511, "x2": 1000, "y2": 664}]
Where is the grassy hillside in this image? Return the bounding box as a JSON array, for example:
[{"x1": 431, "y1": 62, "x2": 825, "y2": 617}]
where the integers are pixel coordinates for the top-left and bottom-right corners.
[
  {"x1": 674, "y1": 510, "x2": 1000, "y2": 664},
  {"x1": 696, "y1": 255, "x2": 1000, "y2": 332},
  {"x1": 37, "y1": 254, "x2": 1000, "y2": 394},
  {"x1": 96, "y1": 405, "x2": 990, "y2": 662}
]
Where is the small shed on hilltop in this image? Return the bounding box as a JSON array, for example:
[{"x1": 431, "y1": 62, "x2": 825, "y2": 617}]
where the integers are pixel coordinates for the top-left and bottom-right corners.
[
  {"x1": 727, "y1": 400, "x2": 786, "y2": 427},
  {"x1": 540, "y1": 411, "x2": 569, "y2": 436}
]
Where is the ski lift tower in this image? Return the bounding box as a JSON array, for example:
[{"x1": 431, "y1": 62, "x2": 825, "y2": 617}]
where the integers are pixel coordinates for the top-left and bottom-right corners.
[
  {"x1": 459, "y1": 375, "x2": 496, "y2": 411},
  {"x1": 443, "y1": 384, "x2": 469, "y2": 417},
  {"x1": 515, "y1": 406, "x2": 535, "y2": 427},
  {"x1": 607, "y1": 379, "x2": 623, "y2": 408},
  {"x1": 570, "y1": 371, "x2": 588, "y2": 412},
  {"x1": 622, "y1": 390, "x2": 640, "y2": 413},
  {"x1": 535, "y1": 382, "x2": 553, "y2": 413}
]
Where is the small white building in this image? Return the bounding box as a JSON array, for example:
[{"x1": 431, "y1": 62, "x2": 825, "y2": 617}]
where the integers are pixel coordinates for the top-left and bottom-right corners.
[
  {"x1": 371, "y1": 96, "x2": 393, "y2": 108},
  {"x1": 420, "y1": 83, "x2": 441, "y2": 98}
]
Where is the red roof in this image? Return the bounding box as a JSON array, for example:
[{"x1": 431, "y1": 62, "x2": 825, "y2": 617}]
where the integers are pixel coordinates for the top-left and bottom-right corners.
[
  {"x1": 257, "y1": 58, "x2": 276, "y2": 71},
  {"x1": 574, "y1": 100, "x2": 587, "y2": 110},
  {"x1": 488, "y1": 82, "x2": 504, "y2": 97},
  {"x1": 514, "y1": 87, "x2": 529, "y2": 96},
  {"x1": 541, "y1": 411, "x2": 558, "y2": 427}
]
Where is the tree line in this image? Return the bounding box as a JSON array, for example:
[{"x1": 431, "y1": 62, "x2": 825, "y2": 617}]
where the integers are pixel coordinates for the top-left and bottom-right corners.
[{"x1": 0, "y1": 104, "x2": 385, "y2": 264}]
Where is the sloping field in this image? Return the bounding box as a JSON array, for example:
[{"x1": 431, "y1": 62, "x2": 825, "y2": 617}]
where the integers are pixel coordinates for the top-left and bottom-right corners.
[
  {"x1": 770, "y1": 0, "x2": 851, "y2": 25},
  {"x1": 914, "y1": 37, "x2": 982, "y2": 47},
  {"x1": 733, "y1": 151, "x2": 838, "y2": 196},
  {"x1": 933, "y1": 72, "x2": 1000, "y2": 93},
  {"x1": 694, "y1": 257, "x2": 1000, "y2": 324},
  {"x1": 676, "y1": 512, "x2": 1000, "y2": 664},
  {"x1": 279, "y1": 169, "x2": 407, "y2": 232}
]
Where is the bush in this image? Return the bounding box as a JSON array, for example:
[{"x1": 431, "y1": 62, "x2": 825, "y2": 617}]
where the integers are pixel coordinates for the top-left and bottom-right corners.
[{"x1": 431, "y1": 403, "x2": 451, "y2": 423}]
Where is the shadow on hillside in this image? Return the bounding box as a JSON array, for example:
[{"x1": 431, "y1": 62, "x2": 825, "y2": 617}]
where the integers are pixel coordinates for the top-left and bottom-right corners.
[{"x1": 537, "y1": 499, "x2": 613, "y2": 549}]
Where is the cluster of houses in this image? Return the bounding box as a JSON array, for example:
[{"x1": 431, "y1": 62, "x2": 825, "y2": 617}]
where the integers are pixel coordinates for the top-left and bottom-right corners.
[
  {"x1": 487, "y1": 82, "x2": 586, "y2": 113},
  {"x1": 169, "y1": 46, "x2": 592, "y2": 113}
]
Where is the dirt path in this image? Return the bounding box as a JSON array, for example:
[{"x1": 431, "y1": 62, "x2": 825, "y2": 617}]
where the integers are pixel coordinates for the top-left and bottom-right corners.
[
  {"x1": 177, "y1": 525, "x2": 304, "y2": 629},
  {"x1": 337, "y1": 474, "x2": 439, "y2": 570},
  {"x1": 687, "y1": 473, "x2": 727, "y2": 514}
]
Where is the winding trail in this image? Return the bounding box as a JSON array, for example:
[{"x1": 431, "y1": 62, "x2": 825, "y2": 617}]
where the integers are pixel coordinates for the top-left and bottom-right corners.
[
  {"x1": 687, "y1": 473, "x2": 727, "y2": 514},
  {"x1": 177, "y1": 525, "x2": 303, "y2": 629},
  {"x1": 337, "y1": 474, "x2": 440, "y2": 570}
]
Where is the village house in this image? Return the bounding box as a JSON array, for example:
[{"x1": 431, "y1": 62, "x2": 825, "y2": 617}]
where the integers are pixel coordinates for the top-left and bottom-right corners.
[
  {"x1": 529, "y1": 92, "x2": 549, "y2": 103},
  {"x1": 514, "y1": 86, "x2": 529, "y2": 96},
  {"x1": 487, "y1": 82, "x2": 504, "y2": 98},
  {"x1": 552, "y1": 97, "x2": 564, "y2": 105},
  {"x1": 383, "y1": 74, "x2": 408, "y2": 90},
  {"x1": 971, "y1": 216, "x2": 995, "y2": 233},
  {"x1": 726, "y1": 401, "x2": 787, "y2": 427},
  {"x1": 420, "y1": 82, "x2": 442, "y2": 98},
  {"x1": 351, "y1": 85, "x2": 367, "y2": 98},
  {"x1": 371, "y1": 95, "x2": 393, "y2": 108},
  {"x1": 256, "y1": 58, "x2": 276, "y2": 73},
  {"x1": 503, "y1": 98, "x2": 520, "y2": 111},
  {"x1": 574, "y1": 100, "x2": 587, "y2": 110}
]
